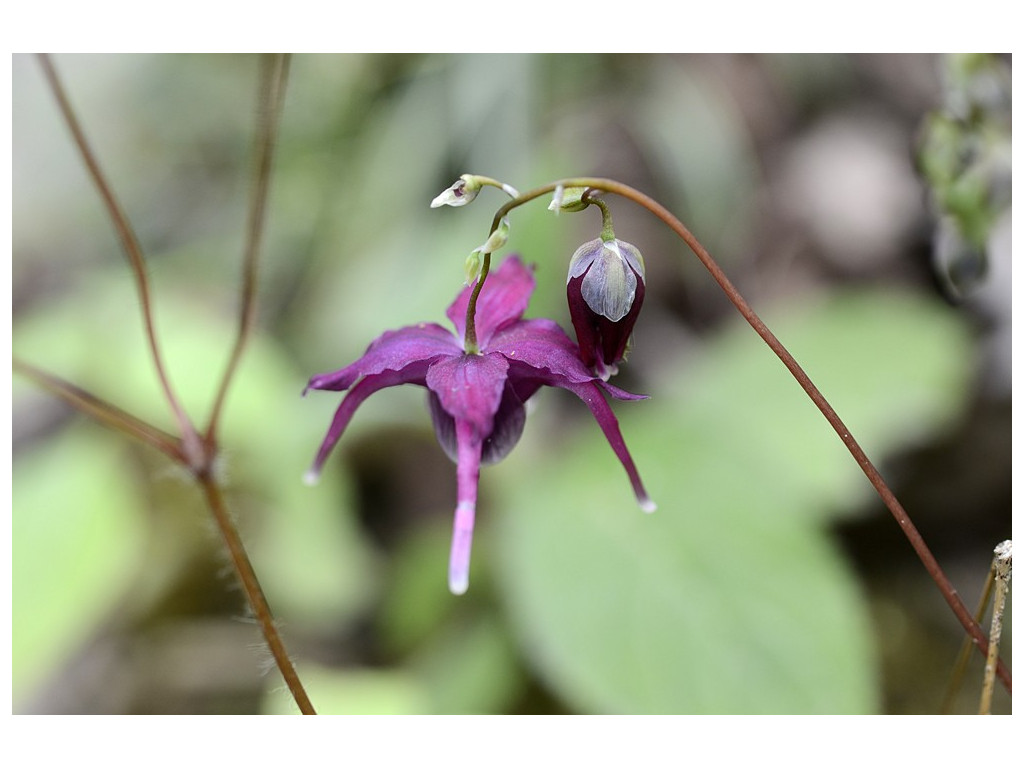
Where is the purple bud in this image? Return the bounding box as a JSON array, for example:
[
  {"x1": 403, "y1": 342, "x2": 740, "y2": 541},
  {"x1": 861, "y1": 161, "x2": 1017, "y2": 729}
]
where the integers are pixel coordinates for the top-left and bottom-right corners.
[{"x1": 566, "y1": 238, "x2": 646, "y2": 379}]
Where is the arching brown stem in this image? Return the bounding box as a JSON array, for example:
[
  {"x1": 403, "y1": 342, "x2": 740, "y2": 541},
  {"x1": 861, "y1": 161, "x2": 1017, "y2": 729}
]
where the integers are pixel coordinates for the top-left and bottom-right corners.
[
  {"x1": 36, "y1": 53, "x2": 204, "y2": 469},
  {"x1": 492, "y1": 178, "x2": 1011, "y2": 693}
]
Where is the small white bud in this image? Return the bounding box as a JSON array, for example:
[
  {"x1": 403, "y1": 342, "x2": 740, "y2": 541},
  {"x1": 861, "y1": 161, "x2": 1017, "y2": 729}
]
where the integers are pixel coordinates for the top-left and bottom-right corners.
[
  {"x1": 477, "y1": 215, "x2": 510, "y2": 255},
  {"x1": 431, "y1": 175, "x2": 481, "y2": 208}
]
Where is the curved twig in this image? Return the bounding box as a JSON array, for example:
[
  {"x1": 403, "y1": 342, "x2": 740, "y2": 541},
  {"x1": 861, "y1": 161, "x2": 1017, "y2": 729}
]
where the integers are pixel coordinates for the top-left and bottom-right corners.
[
  {"x1": 36, "y1": 53, "x2": 204, "y2": 469},
  {"x1": 491, "y1": 177, "x2": 1012, "y2": 693},
  {"x1": 206, "y1": 53, "x2": 291, "y2": 443},
  {"x1": 13, "y1": 358, "x2": 185, "y2": 463},
  {"x1": 199, "y1": 477, "x2": 316, "y2": 714}
]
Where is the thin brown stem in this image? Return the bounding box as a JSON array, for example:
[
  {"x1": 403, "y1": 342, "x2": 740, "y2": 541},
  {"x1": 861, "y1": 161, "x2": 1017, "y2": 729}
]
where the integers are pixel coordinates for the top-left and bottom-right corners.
[
  {"x1": 15, "y1": 361, "x2": 316, "y2": 712},
  {"x1": 13, "y1": 358, "x2": 185, "y2": 463},
  {"x1": 492, "y1": 178, "x2": 1011, "y2": 693},
  {"x1": 206, "y1": 53, "x2": 291, "y2": 443},
  {"x1": 29, "y1": 53, "x2": 315, "y2": 714},
  {"x1": 941, "y1": 564, "x2": 996, "y2": 713},
  {"x1": 199, "y1": 476, "x2": 316, "y2": 714},
  {"x1": 463, "y1": 252, "x2": 491, "y2": 354},
  {"x1": 36, "y1": 53, "x2": 203, "y2": 468}
]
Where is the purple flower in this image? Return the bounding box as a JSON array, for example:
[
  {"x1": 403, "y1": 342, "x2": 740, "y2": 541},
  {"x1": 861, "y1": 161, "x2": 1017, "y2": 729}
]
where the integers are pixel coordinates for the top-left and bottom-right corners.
[
  {"x1": 305, "y1": 256, "x2": 654, "y2": 595},
  {"x1": 567, "y1": 237, "x2": 646, "y2": 380}
]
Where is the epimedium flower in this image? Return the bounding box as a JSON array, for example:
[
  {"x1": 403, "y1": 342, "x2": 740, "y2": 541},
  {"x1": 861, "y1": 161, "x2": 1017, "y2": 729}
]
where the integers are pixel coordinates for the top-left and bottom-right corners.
[
  {"x1": 304, "y1": 256, "x2": 654, "y2": 595},
  {"x1": 567, "y1": 237, "x2": 646, "y2": 380}
]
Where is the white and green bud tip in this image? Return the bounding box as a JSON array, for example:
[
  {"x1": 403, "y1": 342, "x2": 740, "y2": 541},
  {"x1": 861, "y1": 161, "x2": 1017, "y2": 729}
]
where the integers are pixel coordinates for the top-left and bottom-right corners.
[
  {"x1": 431, "y1": 175, "x2": 520, "y2": 209},
  {"x1": 464, "y1": 249, "x2": 484, "y2": 284},
  {"x1": 548, "y1": 185, "x2": 592, "y2": 214},
  {"x1": 431, "y1": 175, "x2": 483, "y2": 208},
  {"x1": 476, "y1": 215, "x2": 510, "y2": 256}
]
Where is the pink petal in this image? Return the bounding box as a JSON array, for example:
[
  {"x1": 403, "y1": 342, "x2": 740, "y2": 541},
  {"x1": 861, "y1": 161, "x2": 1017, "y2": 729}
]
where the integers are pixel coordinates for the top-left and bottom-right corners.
[
  {"x1": 425, "y1": 353, "x2": 509, "y2": 439},
  {"x1": 305, "y1": 323, "x2": 458, "y2": 393},
  {"x1": 488, "y1": 318, "x2": 601, "y2": 385},
  {"x1": 560, "y1": 379, "x2": 654, "y2": 511},
  {"x1": 305, "y1": 363, "x2": 433, "y2": 483}
]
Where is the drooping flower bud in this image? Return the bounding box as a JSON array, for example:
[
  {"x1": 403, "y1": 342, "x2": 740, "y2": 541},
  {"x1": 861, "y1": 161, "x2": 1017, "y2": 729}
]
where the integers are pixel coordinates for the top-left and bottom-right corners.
[
  {"x1": 567, "y1": 237, "x2": 646, "y2": 379},
  {"x1": 431, "y1": 175, "x2": 482, "y2": 208},
  {"x1": 431, "y1": 175, "x2": 521, "y2": 209},
  {"x1": 548, "y1": 185, "x2": 591, "y2": 214}
]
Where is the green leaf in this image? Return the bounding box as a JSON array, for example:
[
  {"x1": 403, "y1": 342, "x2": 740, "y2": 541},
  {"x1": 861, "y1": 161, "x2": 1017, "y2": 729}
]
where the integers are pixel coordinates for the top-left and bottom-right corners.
[
  {"x1": 407, "y1": 613, "x2": 525, "y2": 714},
  {"x1": 261, "y1": 664, "x2": 431, "y2": 715},
  {"x1": 376, "y1": 520, "x2": 525, "y2": 713},
  {"x1": 12, "y1": 426, "x2": 147, "y2": 707},
  {"x1": 679, "y1": 289, "x2": 974, "y2": 519},
  {"x1": 13, "y1": 268, "x2": 379, "y2": 635},
  {"x1": 493, "y1": 289, "x2": 972, "y2": 713},
  {"x1": 376, "y1": 519, "x2": 461, "y2": 656}
]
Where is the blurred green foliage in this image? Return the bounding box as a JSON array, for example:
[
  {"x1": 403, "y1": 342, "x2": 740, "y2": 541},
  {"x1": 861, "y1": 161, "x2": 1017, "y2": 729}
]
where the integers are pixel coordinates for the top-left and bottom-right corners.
[
  {"x1": 917, "y1": 53, "x2": 1011, "y2": 298},
  {"x1": 13, "y1": 424, "x2": 147, "y2": 701},
  {"x1": 494, "y1": 290, "x2": 971, "y2": 714},
  {"x1": 12, "y1": 53, "x2": 1008, "y2": 714}
]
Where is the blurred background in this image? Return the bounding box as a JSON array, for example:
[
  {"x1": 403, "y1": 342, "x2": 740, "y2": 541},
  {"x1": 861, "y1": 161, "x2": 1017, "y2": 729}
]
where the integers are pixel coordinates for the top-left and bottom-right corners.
[{"x1": 12, "y1": 53, "x2": 1011, "y2": 714}]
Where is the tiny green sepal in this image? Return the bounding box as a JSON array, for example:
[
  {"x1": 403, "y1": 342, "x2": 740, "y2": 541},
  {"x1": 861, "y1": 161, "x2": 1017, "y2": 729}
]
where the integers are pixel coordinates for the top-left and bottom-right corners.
[
  {"x1": 548, "y1": 185, "x2": 591, "y2": 214},
  {"x1": 477, "y1": 215, "x2": 510, "y2": 256},
  {"x1": 464, "y1": 250, "x2": 484, "y2": 284}
]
